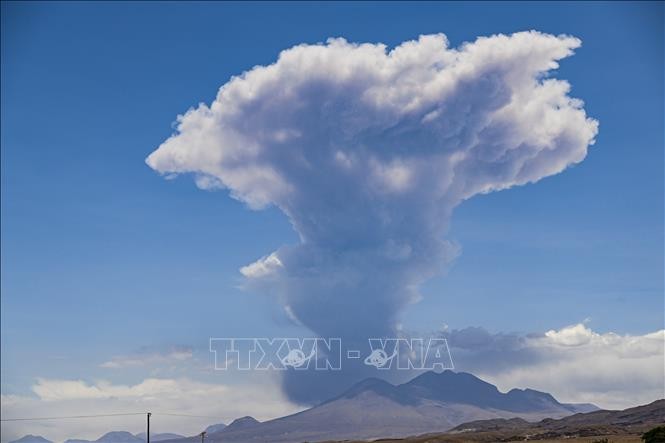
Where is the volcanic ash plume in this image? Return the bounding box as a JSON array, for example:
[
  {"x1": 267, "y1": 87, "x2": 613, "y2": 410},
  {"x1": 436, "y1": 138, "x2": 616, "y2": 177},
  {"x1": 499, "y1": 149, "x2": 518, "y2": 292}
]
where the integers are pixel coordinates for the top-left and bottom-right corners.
[{"x1": 147, "y1": 31, "x2": 598, "y2": 402}]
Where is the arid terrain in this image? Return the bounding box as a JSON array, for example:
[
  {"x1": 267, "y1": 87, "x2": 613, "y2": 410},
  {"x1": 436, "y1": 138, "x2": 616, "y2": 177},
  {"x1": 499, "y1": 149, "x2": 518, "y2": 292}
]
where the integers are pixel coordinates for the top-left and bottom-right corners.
[
  {"x1": 341, "y1": 435, "x2": 645, "y2": 443},
  {"x1": 333, "y1": 399, "x2": 664, "y2": 443}
]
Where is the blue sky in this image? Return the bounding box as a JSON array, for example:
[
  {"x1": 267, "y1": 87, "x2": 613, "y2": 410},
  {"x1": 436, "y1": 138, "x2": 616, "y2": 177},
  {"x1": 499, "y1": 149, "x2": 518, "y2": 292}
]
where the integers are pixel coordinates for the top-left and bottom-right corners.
[{"x1": 1, "y1": 1, "x2": 663, "y2": 436}]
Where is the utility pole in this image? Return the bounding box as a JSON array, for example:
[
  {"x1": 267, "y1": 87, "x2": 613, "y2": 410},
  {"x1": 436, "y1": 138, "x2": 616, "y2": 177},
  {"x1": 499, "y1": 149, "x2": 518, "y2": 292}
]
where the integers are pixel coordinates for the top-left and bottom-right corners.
[
  {"x1": 200, "y1": 431, "x2": 206, "y2": 443},
  {"x1": 147, "y1": 412, "x2": 152, "y2": 443}
]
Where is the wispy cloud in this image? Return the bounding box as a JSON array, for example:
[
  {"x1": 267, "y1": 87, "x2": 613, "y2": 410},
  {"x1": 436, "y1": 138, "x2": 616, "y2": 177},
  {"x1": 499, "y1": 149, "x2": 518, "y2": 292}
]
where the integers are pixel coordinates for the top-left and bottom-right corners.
[{"x1": 99, "y1": 346, "x2": 193, "y2": 369}]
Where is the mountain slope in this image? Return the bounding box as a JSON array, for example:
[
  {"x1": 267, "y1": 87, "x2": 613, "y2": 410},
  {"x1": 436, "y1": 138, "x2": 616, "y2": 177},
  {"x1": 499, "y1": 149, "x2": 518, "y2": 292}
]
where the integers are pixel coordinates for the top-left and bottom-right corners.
[
  {"x1": 197, "y1": 370, "x2": 588, "y2": 443},
  {"x1": 445, "y1": 399, "x2": 665, "y2": 440},
  {"x1": 331, "y1": 399, "x2": 665, "y2": 442},
  {"x1": 204, "y1": 424, "x2": 226, "y2": 434},
  {"x1": 221, "y1": 416, "x2": 259, "y2": 432},
  {"x1": 562, "y1": 402, "x2": 601, "y2": 414}
]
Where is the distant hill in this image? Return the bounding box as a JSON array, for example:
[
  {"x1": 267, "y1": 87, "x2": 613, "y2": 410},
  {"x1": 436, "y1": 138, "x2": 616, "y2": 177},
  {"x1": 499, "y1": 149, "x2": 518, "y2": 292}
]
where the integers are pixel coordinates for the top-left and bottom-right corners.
[
  {"x1": 63, "y1": 432, "x2": 143, "y2": 443},
  {"x1": 182, "y1": 370, "x2": 599, "y2": 443},
  {"x1": 311, "y1": 400, "x2": 665, "y2": 442},
  {"x1": 9, "y1": 435, "x2": 53, "y2": 443},
  {"x1": 442, "y1": 399, "x2": 665, "y2": 441}
]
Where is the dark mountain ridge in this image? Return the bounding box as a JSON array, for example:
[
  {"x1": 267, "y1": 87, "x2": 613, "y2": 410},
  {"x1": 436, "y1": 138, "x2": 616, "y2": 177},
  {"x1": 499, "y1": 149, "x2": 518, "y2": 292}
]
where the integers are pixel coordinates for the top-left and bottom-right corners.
[{"x1": 331, "y1": 370, "x2": 592, "y2": 413}]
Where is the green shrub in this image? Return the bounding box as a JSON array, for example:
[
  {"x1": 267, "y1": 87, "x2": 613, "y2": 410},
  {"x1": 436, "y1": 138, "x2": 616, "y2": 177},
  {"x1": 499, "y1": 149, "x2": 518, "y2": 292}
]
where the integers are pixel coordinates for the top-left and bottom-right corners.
[{"x1": 642, "y1": 426, "x2": 665, "y2": 443}]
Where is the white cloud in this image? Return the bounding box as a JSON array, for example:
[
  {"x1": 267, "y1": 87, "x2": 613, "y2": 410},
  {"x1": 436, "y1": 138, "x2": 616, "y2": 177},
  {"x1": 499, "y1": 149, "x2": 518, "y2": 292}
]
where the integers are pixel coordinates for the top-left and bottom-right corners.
[
  {"x1": 239, "y1": 252, "x2": 283, "y2": 279},
  {"x1": 1, "y1": 376, "x2": 302, "y2": 443},
  {"x1": 543, "y1": 323, "x2": 598, "y2": 346},
  {"x1": 147, "y1": 32, "x2": 597, "y2": 211}
]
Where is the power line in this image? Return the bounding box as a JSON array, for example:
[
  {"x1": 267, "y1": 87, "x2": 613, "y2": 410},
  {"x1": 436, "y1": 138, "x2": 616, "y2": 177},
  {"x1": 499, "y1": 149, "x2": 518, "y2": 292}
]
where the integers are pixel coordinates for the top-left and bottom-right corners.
[{"x1": 1, "y1": 412, "x2": 146, "y2": 422}]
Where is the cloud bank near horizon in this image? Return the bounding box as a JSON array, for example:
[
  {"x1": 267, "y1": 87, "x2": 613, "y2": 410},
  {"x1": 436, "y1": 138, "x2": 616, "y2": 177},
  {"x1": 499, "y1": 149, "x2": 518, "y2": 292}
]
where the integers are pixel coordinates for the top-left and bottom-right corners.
[
  {"x1": 99, "y1": 346, "x2": 193, "y2": 369},
  {"x1": 147, "y1": 31, "x2": 598, "y2": 402},
  {"x1": 1, "y1": 375, "x2": 302, "y2": 443},
  {"x1": 441, "y1": 323, "x2": 665, "y2": 410},
  {"x1": 2, "y1": 323, "x2": 661, "y2": 443}
]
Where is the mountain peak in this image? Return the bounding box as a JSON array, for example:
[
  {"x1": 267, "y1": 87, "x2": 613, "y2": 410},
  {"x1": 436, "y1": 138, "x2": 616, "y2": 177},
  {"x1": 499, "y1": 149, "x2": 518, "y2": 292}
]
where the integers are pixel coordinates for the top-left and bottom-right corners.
[
  {"x1": 404, "y1": 370, "x2": 500, "y2": 400},
  {"x1": 398, "y1": 370, "x2": 569, "y2": 413},
  {"x1": 407, "y1": 370, "x2": 494, "y2": 385},
  {"x1": 96, "y1": 432, "x2": 142, "y2": 443},
  {"x1": 225, "y1": 416, "x2": 259, "y2": 431}
]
